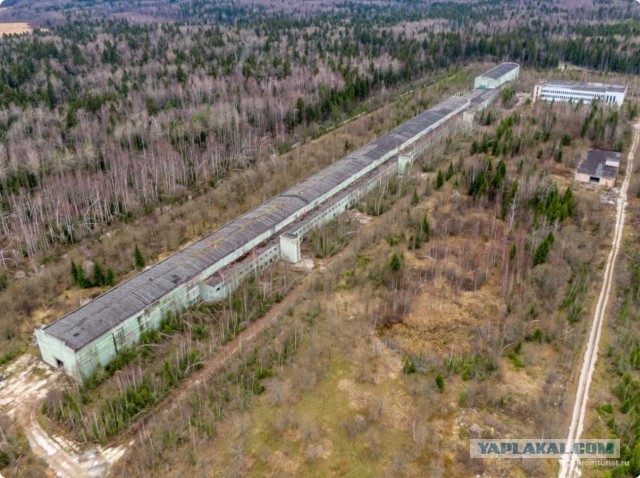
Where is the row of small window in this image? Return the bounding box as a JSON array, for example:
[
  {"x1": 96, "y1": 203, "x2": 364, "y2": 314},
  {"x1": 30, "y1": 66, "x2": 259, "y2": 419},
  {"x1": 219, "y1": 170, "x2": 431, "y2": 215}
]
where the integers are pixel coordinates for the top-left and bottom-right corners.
[
  {"x1": 213, "y1": 253, "x2": 278, "y2": 292},
  {"x1": 297, "y1": 195, "x2": 355, "y2": 236},
  {"x1": 542, "y1": 90, "x2": 618, "y2": 101},
  {"x1": 544, "y1": 89, "x2": 609, "y2": 96},
  {"x1": 541, "y1": 94, "x2": 615, "y2": 104}
]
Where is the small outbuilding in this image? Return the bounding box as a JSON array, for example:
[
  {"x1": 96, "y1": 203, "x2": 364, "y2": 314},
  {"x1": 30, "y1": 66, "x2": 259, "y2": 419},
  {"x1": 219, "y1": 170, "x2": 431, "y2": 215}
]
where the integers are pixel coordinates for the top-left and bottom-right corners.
[{"x1": 575, "y1": 149, "x2": 621, "y2": 187}]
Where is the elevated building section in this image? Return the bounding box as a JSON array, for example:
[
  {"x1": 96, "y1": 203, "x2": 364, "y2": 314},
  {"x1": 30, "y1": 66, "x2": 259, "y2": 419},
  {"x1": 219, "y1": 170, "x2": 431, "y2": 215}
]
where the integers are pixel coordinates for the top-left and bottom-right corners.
[
  {"x1": 533, "y1": 80, "x2": 627, "y2": 107},
  {"x1": 474, "y1": 63, "x2": 520, "y2": 89}
]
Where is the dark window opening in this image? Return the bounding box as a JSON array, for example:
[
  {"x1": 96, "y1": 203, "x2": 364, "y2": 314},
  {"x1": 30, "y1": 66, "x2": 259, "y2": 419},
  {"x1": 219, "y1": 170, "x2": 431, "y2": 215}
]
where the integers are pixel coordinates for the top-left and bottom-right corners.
[
  {"x1": 55, "y1": 358, "x2": 64, "y2": 368},
  {"x1": 589, "y1": 176, "x2": 600, "y2": 184}
]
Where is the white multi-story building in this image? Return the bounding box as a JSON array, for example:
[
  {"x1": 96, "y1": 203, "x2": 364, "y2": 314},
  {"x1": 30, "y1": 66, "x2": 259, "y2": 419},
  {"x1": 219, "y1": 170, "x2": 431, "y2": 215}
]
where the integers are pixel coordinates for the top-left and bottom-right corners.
[
  {"x1": 474, "y1": 63, "x2": 520, "y2": 89},
  {"x1": 533, "y1": 80, "x2": 627, "y2": 107}
]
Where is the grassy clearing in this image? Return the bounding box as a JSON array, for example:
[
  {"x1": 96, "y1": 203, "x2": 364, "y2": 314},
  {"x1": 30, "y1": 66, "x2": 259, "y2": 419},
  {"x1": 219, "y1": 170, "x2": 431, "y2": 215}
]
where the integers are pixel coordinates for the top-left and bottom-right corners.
[{"x1": 0, "y1": 23, "x2": 33, "y2": 36}]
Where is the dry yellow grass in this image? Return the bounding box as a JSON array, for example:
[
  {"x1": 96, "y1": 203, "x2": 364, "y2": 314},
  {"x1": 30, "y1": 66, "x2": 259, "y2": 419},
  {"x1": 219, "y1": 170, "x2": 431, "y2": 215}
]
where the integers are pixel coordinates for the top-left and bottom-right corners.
[{"x1": 0, "y1": 22, "x2": 33, "y2": 36}]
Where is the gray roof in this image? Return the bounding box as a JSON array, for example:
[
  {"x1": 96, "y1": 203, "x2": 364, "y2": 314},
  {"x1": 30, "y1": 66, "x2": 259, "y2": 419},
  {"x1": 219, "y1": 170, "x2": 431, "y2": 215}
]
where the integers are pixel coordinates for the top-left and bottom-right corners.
[
  {"x1": 467, "y1": 88, "x2": 499, "y2": 107},
  {"x1": 542, "y1": 80, "x2": 627, "y2": 94},
  {"x1": 478, "y1": 63, "x2": 519, "y2": 80},
  {"x1": 43, "y1": 96, "x2": 469, "y2": 351},
  {"x1": 577, "y1": 149, "x2": 621, "y2": 179}
]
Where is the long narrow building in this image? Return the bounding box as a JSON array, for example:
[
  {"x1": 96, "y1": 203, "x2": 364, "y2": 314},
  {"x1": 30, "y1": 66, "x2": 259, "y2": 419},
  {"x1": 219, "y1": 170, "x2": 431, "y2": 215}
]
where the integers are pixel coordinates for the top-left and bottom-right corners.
[{"x1": 36, "y1": 95, "x2": 471, "y2": 381}]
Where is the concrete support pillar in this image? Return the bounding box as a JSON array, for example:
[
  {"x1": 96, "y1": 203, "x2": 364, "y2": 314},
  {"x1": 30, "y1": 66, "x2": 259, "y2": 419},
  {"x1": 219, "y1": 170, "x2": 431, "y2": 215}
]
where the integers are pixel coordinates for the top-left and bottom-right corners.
[
  {"x1": 398, "y1": 151, "x2": 415, "y2": 175},
  {"x1": 280, "y1": 233, "x2": 301, "y2": 263},
  {"x1": 533, "y1": 84, "x2": 542, "y2": 102}
]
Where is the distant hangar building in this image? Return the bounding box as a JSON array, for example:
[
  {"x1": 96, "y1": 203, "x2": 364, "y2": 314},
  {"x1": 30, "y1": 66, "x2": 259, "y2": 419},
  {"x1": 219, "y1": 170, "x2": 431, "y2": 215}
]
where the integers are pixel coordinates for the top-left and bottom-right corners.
[
  {"x1": 574, "y1": 149, "x2": 621, "y2": 187},
  {"x1": 474, "y1": 62, "x2": 520, "y2": 89},
  {"x1": 533, "y1": 80, "x2": 627, "y2": 107}
]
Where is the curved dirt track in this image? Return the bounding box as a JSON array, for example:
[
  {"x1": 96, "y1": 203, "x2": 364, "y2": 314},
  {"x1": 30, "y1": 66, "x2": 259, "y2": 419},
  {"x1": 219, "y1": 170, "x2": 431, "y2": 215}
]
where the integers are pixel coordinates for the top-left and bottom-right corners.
[{"x1": 0, "y1": 354, "x2": 127, "y2": 478}]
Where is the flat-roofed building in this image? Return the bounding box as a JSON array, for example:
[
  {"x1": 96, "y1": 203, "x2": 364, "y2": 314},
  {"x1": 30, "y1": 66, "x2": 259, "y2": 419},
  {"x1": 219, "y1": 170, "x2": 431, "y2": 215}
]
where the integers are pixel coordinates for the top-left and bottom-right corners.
[
  {"x1": 575, "y1": 149, "x2": 621, "y2": 187},
  {"x1": 474, "y1": 63, "x2": 520, "y2": 89},
  {"x1": 533, "y1": 80, "x2": 627, "y2": 107}
]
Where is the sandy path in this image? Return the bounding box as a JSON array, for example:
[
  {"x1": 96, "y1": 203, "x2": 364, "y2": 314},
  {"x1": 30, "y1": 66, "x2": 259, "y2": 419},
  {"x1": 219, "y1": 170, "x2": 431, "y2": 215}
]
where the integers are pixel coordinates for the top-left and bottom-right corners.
[
  {"x1": 0, "y1": 355, "x2": 126, "y2": 478},
  {"x1": 558, "y1": 122, "x2": 640, "y2": 478}
]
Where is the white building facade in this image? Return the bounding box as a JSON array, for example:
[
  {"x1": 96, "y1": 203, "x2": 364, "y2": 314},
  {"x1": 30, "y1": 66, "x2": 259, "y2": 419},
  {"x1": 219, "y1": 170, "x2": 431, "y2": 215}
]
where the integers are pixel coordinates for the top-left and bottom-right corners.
[{"x1": 533, "y1": 81, "x2": 627, "y2": 107}]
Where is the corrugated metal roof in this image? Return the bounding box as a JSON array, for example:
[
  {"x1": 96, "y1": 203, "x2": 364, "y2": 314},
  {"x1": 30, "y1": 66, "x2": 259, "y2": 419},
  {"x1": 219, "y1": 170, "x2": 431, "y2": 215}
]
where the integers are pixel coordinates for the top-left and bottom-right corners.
[
  {"x1": 479, "y1": 63, "x2": 519, "y2": 80},
  {"x1": 43, "y1": 95, "x2": 469, "y2": 351}
]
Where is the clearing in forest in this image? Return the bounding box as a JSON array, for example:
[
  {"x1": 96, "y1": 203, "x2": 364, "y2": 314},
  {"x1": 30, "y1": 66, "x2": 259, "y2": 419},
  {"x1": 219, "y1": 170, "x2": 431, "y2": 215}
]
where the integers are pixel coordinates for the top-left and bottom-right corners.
[{"x1": 0, "y1": 22, "x2": 32, "y2": 35}]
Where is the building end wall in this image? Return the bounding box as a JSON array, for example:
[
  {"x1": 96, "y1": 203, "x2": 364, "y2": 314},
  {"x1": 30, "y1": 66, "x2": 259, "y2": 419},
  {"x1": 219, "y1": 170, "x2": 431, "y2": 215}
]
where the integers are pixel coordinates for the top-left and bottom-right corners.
[
  {"x1": 35, "y1": 329, "x2": 81, "y2": 380},
  {"x1": 533, "y1": 84, "x2": 543, "y2": 102},
  {"x1": 474, "y1": 65, "x2": 519, "y2": 90},
  {"x1": 574, "y1": 172, "x2": 615, "y2": 187}
]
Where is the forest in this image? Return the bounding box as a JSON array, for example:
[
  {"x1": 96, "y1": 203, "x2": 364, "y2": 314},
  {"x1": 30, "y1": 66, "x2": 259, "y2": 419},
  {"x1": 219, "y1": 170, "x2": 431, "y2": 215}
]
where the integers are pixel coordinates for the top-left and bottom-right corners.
[
  {"x1": 0, "y1": 0, "x2": 636, "y2": 269},
  {"x1": 0, "y1": 0, "x2": 639, "y2": 475}
]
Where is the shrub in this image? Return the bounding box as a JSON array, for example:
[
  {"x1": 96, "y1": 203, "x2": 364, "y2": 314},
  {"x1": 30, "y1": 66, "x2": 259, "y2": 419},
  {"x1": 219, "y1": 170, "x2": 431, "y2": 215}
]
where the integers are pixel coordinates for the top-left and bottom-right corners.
[
  {"x1": 191, "y1": 324, "x2": 208, "y2": 340},
  {"x1": 402, "y1": 356, "x2": 416, "y2": 374},
  {"x1": 0, "y1": 450, "x2": 10, "y2": 469},
  {"x1": 134, "y1": 244, "x2": 146, "y2": 270},
  {"x1": 390, "y1": 253, "x2": 401, "y2": 272},
  {"x1": 533, "y1": 232, "x2": 555, "y2": 266},
  {"x1": 445, "y1": 354, "x2": 495, "y2": 381},
  {"x1": 0, "y1": 349, "x2": 22, "y2": 367}
]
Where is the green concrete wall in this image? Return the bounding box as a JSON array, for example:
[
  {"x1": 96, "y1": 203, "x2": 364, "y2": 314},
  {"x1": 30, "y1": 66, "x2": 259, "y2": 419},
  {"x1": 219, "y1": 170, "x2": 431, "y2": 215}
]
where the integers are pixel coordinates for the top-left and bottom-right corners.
[
  {"x1": 37, "y1": 280, "x2": 201, "y2": 381},
  {"x1": 34, "y1": 329, "x2": 81, "y2": 380}
]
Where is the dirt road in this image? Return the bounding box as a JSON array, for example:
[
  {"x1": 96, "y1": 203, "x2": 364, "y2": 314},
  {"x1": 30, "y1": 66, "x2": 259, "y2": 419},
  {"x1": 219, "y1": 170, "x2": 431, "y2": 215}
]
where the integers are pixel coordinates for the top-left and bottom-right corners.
[
  {"x1": 0, "y1": 355, "x2": 127, "y2": 478},
  {"x1": 558, "y1": 122, "x2": 640, "y2": 478}
]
